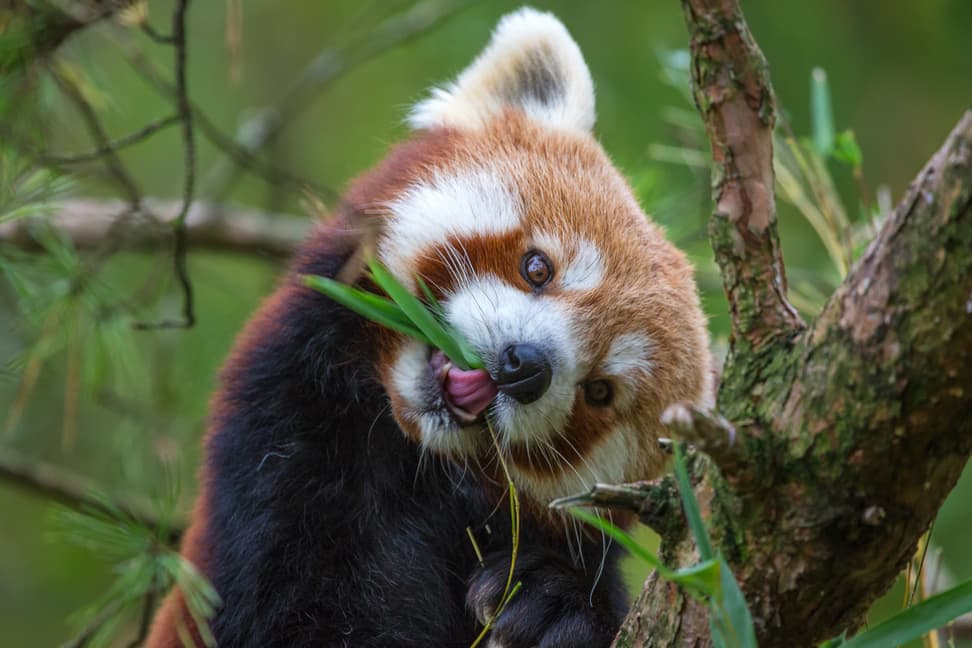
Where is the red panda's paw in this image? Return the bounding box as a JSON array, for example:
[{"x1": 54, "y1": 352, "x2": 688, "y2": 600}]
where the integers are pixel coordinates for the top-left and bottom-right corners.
[{"x1": 466, "y1": 548, "x2": 626, "y2": 648}]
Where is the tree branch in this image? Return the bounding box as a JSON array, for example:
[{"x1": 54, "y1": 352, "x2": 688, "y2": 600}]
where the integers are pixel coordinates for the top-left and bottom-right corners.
[
  {"x1": 759, "y1": 110, "x2": 972, "y2": 642},
  {"x1": 550, "y1": 479, "x2": 683, "y2": 538},
  {"x1": 614, "y1": 1, "x2": 972, "y2": 645},
  {"x1": 0, "y1": 198, "x2": 307, "y2": 259},
  {"x1": 683, "y1": 0, "x2": 804, "y2": 348}
]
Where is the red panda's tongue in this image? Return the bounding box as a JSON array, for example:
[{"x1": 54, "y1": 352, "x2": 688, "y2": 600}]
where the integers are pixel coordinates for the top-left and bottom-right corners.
[{"x1": 430, "y1": 350, "x2": 497, "y2": 421}]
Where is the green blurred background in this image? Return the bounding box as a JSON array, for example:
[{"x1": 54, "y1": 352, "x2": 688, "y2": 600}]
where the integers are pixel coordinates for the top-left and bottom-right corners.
[{"x1": 1, "y1": 1, "x2": 970, "y2": 646}]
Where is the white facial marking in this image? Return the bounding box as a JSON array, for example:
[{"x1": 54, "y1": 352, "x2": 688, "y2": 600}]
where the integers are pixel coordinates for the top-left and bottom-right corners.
[
  {"x1": 389, "y1": 339, "x2": 479, "y2": 455},
  {"x1": 409, "y1": 8, "x2": 595, "y2": 133},
  {"x1": 532, "y1": 233, "x2": 604, "y2": 292},
  {"x1": 390, "y1": 339, "x2": 429, "y2": 409},
  {"x1": 512, "y1": 423, "x2": 632, "y2": 505},
  {"x1": 380, "y1": 167, "x2": 520, "y2": 283},
  {"x1": 562, "y1": 239, "x2": 604, "y2": 291},
  {"x1": 603, "y1": 333, "x2": 654, "y2": 380},
  {"x1": 445, "y1": 275, "x2": 579, "y2": 445}
]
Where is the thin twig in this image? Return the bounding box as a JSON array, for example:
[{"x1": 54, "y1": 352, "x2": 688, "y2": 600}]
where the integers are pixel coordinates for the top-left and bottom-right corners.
[
  {"x1": 549, "y1": 478, "x2": 683, "y2": 537},
  {"x1": 110, "y1": 28, "x2": 334, "y2": 199},
  {"x1": 58, "y1": 600, "x2": 124, "y2": 648},
  {"x1": 203, "y1": 0, "x2": 476, "y2": 198},
  {"x1": 49, "y1": 66, "x2": 143, "y2": 208},
  {"x1": 141, "y1": 21, "x2": 174, "y2": 44},
  {"x1": 0, "y1": 447, "x2": 182, "y2": 543},
  {"x1": 133, "y1": 0, "x2": 195, "y2": 330},
  {"x1": 126, "y1": 581, "x2": 158, "y2": 648},
  {"x1": 41, "y1": 114, "x2": 180, "y2": 164}
]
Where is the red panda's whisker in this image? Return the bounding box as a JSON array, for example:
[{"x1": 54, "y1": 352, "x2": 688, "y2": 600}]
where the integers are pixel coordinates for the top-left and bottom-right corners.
[{"x1": 453, "y1": 238, "x2": 476, "y2": 280}]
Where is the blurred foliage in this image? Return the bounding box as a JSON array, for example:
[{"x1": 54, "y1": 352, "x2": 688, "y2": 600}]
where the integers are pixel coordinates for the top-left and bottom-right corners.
[
  {"x1": 1, "y1": 1, "x2": 970, "y2": 646},
  {"x1": 49, "y1": 488, "x2": 219, "y2": 648}
]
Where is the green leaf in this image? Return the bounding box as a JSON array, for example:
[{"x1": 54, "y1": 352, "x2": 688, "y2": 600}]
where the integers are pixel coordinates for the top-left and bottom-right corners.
[
  {"x1": 835, "y1": 580, "x2": 972, "y2": 648},
  {"x1": 368, "y1": 259, "x2": 482, "y2": 369},
  {"x1": 567, "y1": 507, "x2": 666, "y2": 571},
  {"x1": 832, "y1": 130, "x2": 863, "y2": 168},
  {"x1": 445, "y1": 322, "x2": 484, "y2": 369},
  {"x1": 415, "y1": 275, "x2": 443, "y2": 315},
  {"x1": 671, "y1": 446, "x2": 756, "y2": 647},
  {"x1": 671, "y1": 559, "x2": 722, "y2": 598},
  {"x1": 302, "y1": 274, "x2": 432, "y2": 346},
  {"x1": 709, "y1": 555, "x2": 758, "y2": 648},
  {"x1": 811, "y1": 67, "x2": 835, "y2": 156},
  {"x1": 566, "y1": 507, "x2": 719, "y2": 598},
  {"x1": 672, "y1": 442, "x2": 713, "y2": 560},
  {"x1": 305, "y1": 262, "x2": 485, "y2": 371}
]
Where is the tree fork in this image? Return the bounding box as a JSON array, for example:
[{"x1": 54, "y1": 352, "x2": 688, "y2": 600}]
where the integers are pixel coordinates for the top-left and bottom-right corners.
[{"x1": 612, "y1": 0, "x2": 972, "y2": 646}]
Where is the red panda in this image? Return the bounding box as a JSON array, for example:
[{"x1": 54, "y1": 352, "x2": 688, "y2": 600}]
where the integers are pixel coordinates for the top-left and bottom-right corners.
[{"x1": 147, "y1": 8, "x2": 711, "y2": 648}]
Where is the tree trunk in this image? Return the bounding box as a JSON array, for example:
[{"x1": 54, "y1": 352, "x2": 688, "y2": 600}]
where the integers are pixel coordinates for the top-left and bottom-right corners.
[{"x1": 612, "y1": 0, "x2": 972, "y2": 645}]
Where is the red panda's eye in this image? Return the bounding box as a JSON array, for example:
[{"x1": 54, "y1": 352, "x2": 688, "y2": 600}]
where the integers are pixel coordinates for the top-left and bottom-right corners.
[
  {"x1": 584, "y1": 380, "x2": 613, "y2": 407},
  {"x1": 521, "y1": 250, "x2": 553, "y2": 288}
]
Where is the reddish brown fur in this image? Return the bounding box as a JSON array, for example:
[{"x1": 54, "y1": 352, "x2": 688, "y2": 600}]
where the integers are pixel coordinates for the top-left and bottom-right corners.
[
  {"x1": 371, "y1": 111, "x2": 710, "y2": 488},
  {"x1": 146, "y1": 484, "x2": 212, "y2": 646}
]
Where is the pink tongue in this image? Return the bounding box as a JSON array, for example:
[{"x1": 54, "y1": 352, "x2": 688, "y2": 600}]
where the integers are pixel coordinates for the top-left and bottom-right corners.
[{"x1": 445, "y1": 365, "x2": 497, "y2": 417}]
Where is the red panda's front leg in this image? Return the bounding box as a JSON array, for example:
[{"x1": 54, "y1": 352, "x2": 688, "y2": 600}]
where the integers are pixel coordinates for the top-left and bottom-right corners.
[{"x1": 466, "y1": 543, "x2": 629, "y2": 648}]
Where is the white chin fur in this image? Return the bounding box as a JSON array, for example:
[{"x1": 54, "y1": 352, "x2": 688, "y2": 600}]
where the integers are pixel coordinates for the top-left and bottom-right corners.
[
  {"x1": 512, "y1": 424, "x2": 632, "y2": 506},
  {"x1": 389, "y1": 339, "x2": 481, "y2": 456}
]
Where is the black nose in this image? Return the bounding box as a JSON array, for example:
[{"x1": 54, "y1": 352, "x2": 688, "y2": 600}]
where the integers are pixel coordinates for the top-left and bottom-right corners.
[{"x1": 494, "y1": 344, "x2": 552, "y2": 405}]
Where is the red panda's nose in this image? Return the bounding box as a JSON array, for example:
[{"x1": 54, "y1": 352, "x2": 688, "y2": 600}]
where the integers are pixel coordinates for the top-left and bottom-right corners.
[{"x1": 495, "y1": 344, "x2": 552, "y2": 405}]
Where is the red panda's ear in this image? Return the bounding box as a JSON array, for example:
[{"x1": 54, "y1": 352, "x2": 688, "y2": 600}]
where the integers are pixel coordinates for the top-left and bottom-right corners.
[{"x1": 408, "y1": 8, "x2": 595, "y2": 134}]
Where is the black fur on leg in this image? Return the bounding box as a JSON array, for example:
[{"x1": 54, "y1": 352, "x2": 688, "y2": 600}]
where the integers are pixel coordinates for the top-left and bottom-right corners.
[{"x1": 467, "y1": 543, "x2": 628, "y2": 648}]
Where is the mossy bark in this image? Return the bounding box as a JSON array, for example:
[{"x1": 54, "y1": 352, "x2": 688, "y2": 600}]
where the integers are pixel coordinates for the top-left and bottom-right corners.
[{"x1": 613, "y1": 1, "x2": 972, "y2": 645}]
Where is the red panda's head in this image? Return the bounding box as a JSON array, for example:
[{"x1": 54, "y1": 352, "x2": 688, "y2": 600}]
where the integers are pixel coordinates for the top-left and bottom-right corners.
[{"x1": 341, "y1": 9, "x2": 712, "y2": 505}]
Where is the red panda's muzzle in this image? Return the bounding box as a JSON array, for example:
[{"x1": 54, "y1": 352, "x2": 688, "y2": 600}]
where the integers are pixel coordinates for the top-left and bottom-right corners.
[{"x1": 429, "y1": 349, "x2": 497, "y2": 424}]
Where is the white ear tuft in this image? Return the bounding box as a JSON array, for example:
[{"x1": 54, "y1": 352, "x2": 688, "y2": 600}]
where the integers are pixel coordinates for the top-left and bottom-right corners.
[{"x1": 408, "y1": 8, "x2": 595, "y2": 133}]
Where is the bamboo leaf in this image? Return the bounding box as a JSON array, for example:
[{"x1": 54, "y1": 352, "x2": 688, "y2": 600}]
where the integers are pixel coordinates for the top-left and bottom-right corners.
[
  {"x1": 415, "y1": 275, "x2": 443, "y2": 315},
  {"x1": 302, "y1": 275, "x2": 432, "y2": 346},
  {"x1": 672, "y1": 442, "x2": 713, "y2": 560},
  {"x1": 833, "y1": 580, "x2": 972, "y2": 648},
  {"x1": 709, "y1": 555, "x2": 758, "y2": 648},
  {"x1": 832, "y1": 130, "x2": 863, "y2": 168},
  {"x1": 368, "y1": 260, "x2": 481, "y2": 369},
  {"x1": 567, "y1": 507, "x2": 666, "y2": 571},
  {"x1": 567, "y1": 506, "x2": 720, "y2": 598},
  {"x1": 811, "y1": 67, "x2": 835, "y2": 156},
  {"x1": 671, "y1": 445, "x2": 756, "y2": 646},
  {"x1": 672, "y1": 559, "x2": 722, "y2": 598}
]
